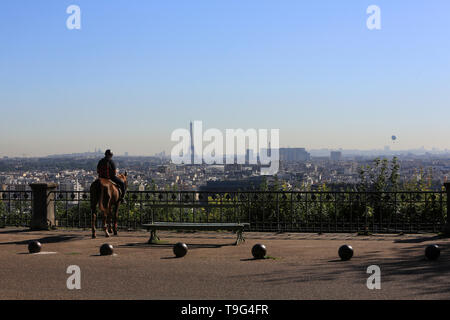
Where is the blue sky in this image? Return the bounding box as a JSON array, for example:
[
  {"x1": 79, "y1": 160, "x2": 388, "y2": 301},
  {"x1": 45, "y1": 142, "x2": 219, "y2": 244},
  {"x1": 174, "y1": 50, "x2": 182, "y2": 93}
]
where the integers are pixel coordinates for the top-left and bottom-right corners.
[{"x1": 0, "y1": 1, "x2": 449, "y2": 156}]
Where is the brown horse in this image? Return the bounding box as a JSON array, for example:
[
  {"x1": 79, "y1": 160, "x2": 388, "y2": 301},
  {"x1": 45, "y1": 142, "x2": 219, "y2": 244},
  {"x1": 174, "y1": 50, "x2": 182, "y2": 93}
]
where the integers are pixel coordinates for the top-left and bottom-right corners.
[{"x1": 90, "y1": 172, "x2": 127, "y2": 238}]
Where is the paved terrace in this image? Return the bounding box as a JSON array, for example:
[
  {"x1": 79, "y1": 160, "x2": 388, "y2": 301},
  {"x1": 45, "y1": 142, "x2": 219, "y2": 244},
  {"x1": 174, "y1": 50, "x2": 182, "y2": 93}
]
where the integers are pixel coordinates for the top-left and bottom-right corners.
[{"x1": 0, "y1": 228, "x2": 449, "y2": 299}]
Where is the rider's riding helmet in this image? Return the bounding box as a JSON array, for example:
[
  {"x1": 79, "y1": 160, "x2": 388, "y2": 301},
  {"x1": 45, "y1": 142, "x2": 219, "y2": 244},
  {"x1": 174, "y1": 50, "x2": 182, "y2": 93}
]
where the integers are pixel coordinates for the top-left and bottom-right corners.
[{"x1": 105, "y1": 149, "x2": 113, "y2": 157}]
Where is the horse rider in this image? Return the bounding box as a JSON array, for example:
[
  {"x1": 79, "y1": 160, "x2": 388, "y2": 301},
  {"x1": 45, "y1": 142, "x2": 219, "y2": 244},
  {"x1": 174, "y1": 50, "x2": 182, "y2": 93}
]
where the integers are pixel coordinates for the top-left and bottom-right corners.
[{"x1": 97, "y1": 149, "x2": 126, "y2": 203}]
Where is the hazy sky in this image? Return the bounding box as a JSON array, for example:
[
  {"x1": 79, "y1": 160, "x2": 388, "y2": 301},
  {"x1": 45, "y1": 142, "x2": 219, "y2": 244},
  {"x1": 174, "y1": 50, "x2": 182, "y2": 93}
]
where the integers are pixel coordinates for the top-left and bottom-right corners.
[{"x1": 1, "y1": 1, "x2": 449, "y2": 156}]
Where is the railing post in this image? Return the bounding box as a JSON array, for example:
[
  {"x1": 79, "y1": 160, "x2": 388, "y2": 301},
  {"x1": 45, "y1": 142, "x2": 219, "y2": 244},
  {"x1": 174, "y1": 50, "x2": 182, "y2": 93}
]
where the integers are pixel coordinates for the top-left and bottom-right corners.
[
  {"x1": 443, "y1": 183, "x2": 450, "y2": 234},
  {"x1": 30, "y1": 183, "x2": 58, "y2": 230}
]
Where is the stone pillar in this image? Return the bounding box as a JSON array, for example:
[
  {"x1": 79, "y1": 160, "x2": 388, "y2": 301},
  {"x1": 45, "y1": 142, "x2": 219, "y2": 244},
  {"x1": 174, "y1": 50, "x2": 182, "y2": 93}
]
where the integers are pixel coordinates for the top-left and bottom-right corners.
[
  {"x1": 443, "y1": 183, "x2": 450, "y2": 234},
  {"x1": 30, "y1": 183, "x2": 58, "y2": 230}
]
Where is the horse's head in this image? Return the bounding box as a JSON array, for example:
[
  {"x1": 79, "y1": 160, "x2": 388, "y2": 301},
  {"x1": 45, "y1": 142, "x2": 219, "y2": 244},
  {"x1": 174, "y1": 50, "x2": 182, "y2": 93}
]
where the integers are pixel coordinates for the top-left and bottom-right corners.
[{"x1": 118, "y1": 171, "x2": 128, "y2": 188}]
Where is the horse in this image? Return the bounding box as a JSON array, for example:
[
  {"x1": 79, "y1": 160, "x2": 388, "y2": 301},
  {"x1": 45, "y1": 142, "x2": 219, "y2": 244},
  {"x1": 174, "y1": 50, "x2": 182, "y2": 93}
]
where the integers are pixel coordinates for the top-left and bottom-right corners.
[{"x1": 90, "y1": 172, "x2": 127, "y2": 238}]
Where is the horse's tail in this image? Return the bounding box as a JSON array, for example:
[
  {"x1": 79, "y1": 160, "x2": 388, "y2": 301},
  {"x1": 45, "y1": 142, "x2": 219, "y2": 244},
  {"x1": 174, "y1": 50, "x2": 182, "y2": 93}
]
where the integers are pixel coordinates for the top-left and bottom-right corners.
[{"x1": 90, "y1": 179, "x2": 99, "y2": 212}]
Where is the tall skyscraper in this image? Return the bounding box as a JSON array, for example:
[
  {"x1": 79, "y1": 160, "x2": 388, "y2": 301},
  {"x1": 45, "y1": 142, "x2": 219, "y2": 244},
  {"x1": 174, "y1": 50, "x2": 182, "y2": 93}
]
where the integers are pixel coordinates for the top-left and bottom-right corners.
[
  {"x1": 190, "y1": 121, "x2": 194, "y2": 165},
  {"x1": 330, "y1": 151, "x2": 342, "y2": 161}
]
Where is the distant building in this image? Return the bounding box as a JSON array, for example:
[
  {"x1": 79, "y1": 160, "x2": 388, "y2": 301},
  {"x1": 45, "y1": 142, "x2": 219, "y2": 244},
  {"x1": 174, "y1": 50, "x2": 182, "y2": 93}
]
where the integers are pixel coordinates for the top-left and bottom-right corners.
[
  {"x1": 330, "y1": 151, "x2": 342, "y2": 161},
  {"x1": 245, "y1": 149, "x2": 257, "y2": 164},
  {"x1": 190, "y1": 121, "x2": 195, "y2": 164},
  {"x1": 157, "y1": 165, "x2": 172, "y2": 174},
  {"x1": 198, "y1": 176, "x2": 267, "y2": 193},
  {"x1": 279, "y1": 148, "x2": 310, "y2": 162},
  {"x1": 225, "y1": 164, "x2": 244, "y2": 173},
  {"x1": 154, "y1": 151, "x2": 166, "y2": 159}
]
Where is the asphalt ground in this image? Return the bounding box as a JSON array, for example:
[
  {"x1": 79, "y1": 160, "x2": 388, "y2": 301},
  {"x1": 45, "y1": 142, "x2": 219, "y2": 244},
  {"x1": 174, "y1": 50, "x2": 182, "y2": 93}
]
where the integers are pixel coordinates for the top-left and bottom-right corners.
[{"x1": 0, "y1": 227, "x2": 449, "y2": 299}]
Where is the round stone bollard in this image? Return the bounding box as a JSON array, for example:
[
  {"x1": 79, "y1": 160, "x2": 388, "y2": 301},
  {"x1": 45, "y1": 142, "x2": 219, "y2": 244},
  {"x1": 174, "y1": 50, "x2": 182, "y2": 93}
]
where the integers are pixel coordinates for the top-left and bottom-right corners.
[
  {"x1": 28, "y1": 241, "x2": 42, "y2": 254},
  {"x1": 425, "y1": 244, "x2": 440, "y2": 261},
  {"x1": 173, "y1": 242, "x2": 188, "y2": 258},
  {"x1": 252, "y1": 244, "x2": 267, "y2": 259},
  {"x1": 100, "y1": 243, "x2": 114, "y2": 256},
  {"x1": 338, "y1": 245, "x2": 354, "y2": 261}
]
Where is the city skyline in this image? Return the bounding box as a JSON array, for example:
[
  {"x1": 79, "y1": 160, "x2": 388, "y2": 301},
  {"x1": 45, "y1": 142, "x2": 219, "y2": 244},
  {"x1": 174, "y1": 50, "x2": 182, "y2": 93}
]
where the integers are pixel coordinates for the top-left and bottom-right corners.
[
  {"x1": 3, "y1": 144, "x2": 450, "y2": 159},
  {"x1": 1, "y1": 1, "x2": 450, "y2": 157}
]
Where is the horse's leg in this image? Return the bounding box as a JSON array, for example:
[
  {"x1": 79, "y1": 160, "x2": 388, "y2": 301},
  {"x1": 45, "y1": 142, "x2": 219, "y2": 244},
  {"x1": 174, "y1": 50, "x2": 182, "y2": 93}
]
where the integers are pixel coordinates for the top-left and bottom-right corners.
[
  {"x1": 91, "y1": 207, "x2": 97, "y2": 239},
  {"x1": 107, "y1": 212, "x2": 113, "y2": 234},
  {"x1": 103, "y1": 209, "x2": 110, "y2": 237},
  {"x1": 91, "y1": 192, "x2": 97, "y2": 239},
  {"x1": 107, "y1": 194, "x2": 116, "y2": 234},
  {"x1": 113, "y1": 204, "x2": 119, "y2": 236}
]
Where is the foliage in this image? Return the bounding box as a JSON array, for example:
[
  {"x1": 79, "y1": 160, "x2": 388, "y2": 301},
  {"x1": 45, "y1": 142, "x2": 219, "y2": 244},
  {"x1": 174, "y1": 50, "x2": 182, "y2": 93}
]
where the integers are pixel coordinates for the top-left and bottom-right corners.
[
  {"x1": 47, "y1": 157, "x2": 445, "y2": 233},
  {"x1": 0, "y1": 196, "x2": 32, "y2": 227}
]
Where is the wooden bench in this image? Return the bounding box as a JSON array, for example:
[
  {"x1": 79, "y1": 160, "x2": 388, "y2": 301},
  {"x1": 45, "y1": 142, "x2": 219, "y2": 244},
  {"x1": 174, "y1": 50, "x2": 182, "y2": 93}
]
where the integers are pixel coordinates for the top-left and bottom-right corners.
[{"x1": 142, "y1": 222, "x2": 250, "y2": 245}]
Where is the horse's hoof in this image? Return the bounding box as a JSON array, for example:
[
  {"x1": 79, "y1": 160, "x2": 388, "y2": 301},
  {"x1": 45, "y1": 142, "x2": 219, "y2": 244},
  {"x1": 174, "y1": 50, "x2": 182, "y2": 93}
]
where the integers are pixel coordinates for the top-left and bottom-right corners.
[
  {"x1": 105, "y1": 233, "x2": 110, "y2": 238},
  {"x1": 92, "y1": 235, "x2": 96, "y2": 239}
]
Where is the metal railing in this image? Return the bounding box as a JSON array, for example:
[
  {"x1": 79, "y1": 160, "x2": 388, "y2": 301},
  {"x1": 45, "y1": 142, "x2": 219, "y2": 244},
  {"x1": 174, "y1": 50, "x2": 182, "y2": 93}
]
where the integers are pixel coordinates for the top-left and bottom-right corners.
[
  {"x1": 44, "y1": 190, "x2": 446, "y2": 233},
  {"x1": 0, "y1": 190, "x2": 33, "y2": 227}
]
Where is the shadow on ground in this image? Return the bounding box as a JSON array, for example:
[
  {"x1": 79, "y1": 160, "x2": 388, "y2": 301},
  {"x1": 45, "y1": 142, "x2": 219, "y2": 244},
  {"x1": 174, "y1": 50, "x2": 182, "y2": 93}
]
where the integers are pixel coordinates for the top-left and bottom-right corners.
[
  {"x1": 0, "y1": 228, "x2": 34, "y2": 234},
  {"x1": 119, "y1": 242, "x2": 236, "y2": 249},
  {"x1": 230, "y1": 242, "x2": 450, "y2": 297},
  {"x1": 359, "y1": 243, "x2": 450, "y2": 296},
  {"x1": 394, "y1": 235, "x2": 443, "y2": 243},
  {"x1": 0, "y1": 235, "x2": 83, "y2": 245}
]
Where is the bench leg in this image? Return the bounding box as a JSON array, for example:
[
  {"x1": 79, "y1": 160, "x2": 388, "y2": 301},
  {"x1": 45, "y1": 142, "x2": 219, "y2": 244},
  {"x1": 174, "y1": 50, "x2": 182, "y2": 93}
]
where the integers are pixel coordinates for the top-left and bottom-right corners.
[
  {"x1": 148, "y1": 230, "x2": 160, "y2": 244},
  {"x1": 235, "y1": 229, "x2": 245, "y2": 245}
]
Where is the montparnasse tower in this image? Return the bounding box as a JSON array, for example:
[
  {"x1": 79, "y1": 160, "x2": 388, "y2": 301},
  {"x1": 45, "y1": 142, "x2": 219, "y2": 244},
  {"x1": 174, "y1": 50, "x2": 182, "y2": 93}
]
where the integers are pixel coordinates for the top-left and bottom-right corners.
[{"x1": 190, "y1": 121, "x2": 194, "y2": 165}]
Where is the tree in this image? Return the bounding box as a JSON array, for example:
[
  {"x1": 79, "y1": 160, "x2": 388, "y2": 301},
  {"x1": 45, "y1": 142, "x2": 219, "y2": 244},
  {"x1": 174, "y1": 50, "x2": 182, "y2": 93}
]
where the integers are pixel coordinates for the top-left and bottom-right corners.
[
  {"x1": 358, "y1": 157, "x2": 400, "y2": 192},
  {"x1": 389, "y1": 157, "x2": 400, "y2": 191},
  {"x1": 0, "y1": 200, "x2": 6, "y2": 227}
]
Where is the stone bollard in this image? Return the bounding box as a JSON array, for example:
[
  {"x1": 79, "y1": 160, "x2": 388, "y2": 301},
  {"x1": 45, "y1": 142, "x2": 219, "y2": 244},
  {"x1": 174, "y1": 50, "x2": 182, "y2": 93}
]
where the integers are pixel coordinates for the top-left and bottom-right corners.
[{"x1": 30, "y1": 183, "x2": 58, "y2": 230}]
